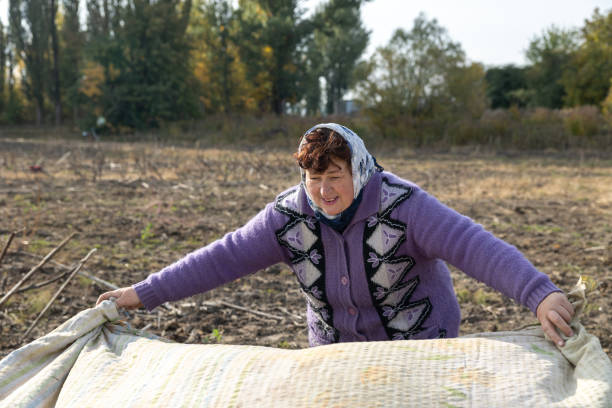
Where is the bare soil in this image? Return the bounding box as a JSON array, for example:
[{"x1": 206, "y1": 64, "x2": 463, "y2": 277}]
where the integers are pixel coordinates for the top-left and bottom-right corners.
[{"x1": 0, "y1": 138, "x2": 610, "y2": 359}]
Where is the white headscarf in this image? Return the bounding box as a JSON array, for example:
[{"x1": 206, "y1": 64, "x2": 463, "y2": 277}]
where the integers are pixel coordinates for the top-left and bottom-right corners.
[{"x1": 298, "y1": 123, "x2": 378, "y2": 219}]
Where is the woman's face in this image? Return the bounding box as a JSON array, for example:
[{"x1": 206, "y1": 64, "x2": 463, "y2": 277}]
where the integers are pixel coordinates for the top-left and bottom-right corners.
[{"x1": 305, "y1": 157, "x2": 354, "y2": 216}]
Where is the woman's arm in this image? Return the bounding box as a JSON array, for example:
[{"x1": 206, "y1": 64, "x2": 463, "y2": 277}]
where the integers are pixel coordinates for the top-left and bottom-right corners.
[
  {"x1": 98, "y1": 202, "x2": 287, "y2": 311},
  {"x1": 408, "y1": 189, "x2": 574, "y2": 345}
]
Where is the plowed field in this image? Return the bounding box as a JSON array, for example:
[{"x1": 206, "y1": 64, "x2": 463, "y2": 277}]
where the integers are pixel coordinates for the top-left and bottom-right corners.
[{"x1": 1, "y1": 138, "x2": 610, "y2": 358}]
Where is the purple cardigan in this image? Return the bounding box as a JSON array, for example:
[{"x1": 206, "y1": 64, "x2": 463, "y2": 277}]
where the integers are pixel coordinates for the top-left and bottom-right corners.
[{"x1": 133, "y1": 171, "x2": 559, "y2": 346}]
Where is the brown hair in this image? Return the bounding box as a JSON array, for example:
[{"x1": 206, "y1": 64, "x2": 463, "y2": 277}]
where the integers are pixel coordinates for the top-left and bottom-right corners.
[{"x1": 294, "y1": 128, "x2": 352, "y2": 173}]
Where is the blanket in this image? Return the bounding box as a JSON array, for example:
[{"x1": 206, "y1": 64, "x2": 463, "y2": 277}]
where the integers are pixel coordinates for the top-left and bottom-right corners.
[{"x1": 1, "y1": 284, "x2": 611, "y2": 407}]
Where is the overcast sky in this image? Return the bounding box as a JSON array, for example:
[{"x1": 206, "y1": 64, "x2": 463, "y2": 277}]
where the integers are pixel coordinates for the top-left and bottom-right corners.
[{"x1": 1, "y1": 0, "x2": 611, "y2": 67}]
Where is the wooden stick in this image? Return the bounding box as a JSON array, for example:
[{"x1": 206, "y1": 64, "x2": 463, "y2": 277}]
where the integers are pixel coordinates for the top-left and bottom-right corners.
[
  {"x1": 215, "y1": 300, "x2": 284, "y2": 321},
  {"x1": 0, "y1": 231, "x2": 18, "y2": 292},
  {"x1": 13, "y1": 271, "x2": 71, "y2": 294},
  {"x1": 0, "y1": 231, "x2": 17, "y2": 265},
  {"x1": 276, "y1": 306, "x2": 303, "y2": 321},
  {"x1": 21, "y1": 248, "x2": 96, "y2": 341},
  {"x1": 0, "y1": 228, "x2": 25, "y2": 266},
  {"x1": 15, "y1": 251, "x2": 118, "y2": 290},
  {"x1": 0, "y1": 232, "x2": 76, "y2": 308},
  {"x1": 0, "y1": 189, "x2": 34, "y2": 194}
]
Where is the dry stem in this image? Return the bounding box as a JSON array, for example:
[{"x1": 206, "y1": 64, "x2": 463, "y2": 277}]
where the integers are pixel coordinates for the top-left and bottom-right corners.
[
  {"x1": 22, "y1": 248, "x2": 97, "y2": 341},
  {"x1": 0, "y1": 232, "x2": 76, "y2": 308}
]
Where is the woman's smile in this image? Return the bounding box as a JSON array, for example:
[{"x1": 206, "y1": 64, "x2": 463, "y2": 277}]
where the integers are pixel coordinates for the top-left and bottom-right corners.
[
  {"x1": 305, "y1": 157, "x2": 354, "y2": 216},
  {"x1": 322, "y1": 196, "x2": 338, "y2": 204}
]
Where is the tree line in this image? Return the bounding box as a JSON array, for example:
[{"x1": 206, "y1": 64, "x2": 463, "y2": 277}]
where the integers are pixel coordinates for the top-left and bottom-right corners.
[
  {"x1": 0, "y1": 0, "x2": 370, "y2": 129},
  {"x1": 0, "y1": 1, "x2": 611, "y2": 139}
]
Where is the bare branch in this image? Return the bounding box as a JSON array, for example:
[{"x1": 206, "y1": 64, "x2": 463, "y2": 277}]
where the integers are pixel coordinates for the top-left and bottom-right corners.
[
  {"x1": 0, "y1": 232, "x2": 16, "y2": 266},
  {"x1": 14, "y1": 251, "x2": 119, "y2": 290},
  {"x1": 0, "y1": 233, "x2": 76, "y2": 308},
  {"x1": 215, "y1": 300, "x2": 284, "y2": 321},
  {"x1": 22, "y1": 248, "x2": 97, "y2": 341}
]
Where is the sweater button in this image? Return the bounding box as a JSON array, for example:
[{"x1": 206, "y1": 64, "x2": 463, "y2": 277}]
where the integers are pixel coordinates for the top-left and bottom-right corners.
[
  {"x1": 341, "y1": 276, "x2": 349, "y2": 285},
  {"x1": 348, "y1": 307, "x2": 356, "y2": 316}
]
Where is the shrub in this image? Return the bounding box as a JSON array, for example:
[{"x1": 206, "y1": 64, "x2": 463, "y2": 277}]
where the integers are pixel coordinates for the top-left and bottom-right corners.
[
  {"x1": 601, "y1": 83, "x2": 612, "y2": 127},
  {"x1": 560, "y1": 106, "x2": 602, "y2": 145}
]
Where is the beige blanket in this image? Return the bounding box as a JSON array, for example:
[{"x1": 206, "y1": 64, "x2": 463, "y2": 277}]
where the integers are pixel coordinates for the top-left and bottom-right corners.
[{"x1": 1, "y1": 283, "x2": 610, "y2": 407}]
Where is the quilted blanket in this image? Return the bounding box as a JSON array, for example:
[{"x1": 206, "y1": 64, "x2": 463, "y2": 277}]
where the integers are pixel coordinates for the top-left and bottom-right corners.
[{"x1": 1, "y1": 287, "x2": 611, "y2": 407}]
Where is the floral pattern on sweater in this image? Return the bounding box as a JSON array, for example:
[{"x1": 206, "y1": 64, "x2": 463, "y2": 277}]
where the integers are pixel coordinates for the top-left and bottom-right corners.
[
  {"x1": 274, "y1": 188, "x2": 338, "y2": 344},
  {"x1": 363, "y1": 178, "x2": 432, "y2": 340}
]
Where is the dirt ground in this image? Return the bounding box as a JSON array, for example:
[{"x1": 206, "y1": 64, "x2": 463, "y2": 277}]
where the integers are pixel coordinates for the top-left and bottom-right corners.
[{"x1": 0, "y1": 137, "x2": 610, "y2": 359}]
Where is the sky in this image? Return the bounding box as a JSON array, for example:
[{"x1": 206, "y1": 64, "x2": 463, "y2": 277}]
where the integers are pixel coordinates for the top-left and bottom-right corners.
[
  {"x1": 1, "y1": 0, "x2": 611, "y2": 67},
  {"x1": 305, "y1": 0, "x2": 612, "y2": 67}
]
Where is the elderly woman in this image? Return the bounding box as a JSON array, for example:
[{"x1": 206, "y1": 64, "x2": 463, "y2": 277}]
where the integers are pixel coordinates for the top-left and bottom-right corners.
[{"x1": 98, "y1": 123, "x2": 574, "y2": 347}]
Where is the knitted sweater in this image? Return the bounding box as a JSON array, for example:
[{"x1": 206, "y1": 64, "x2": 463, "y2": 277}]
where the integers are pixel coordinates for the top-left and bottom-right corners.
[{"x1": 133, "y1": 171, "x2": 560, "y2": 346}]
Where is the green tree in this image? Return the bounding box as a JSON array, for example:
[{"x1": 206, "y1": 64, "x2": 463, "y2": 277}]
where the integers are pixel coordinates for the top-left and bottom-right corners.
[
  {"x1": 602, "y1": 79, "x2": 612, "y2": 125},
  {"x1": 10, "y1": 0, "x2": 51, "y2": 125},
  {"x1": 301, "y1": 32, "x2": 324, "y2": 114},
  {"x1": 355, "y1": 13, "x2": 487, "y2": 142},
  {"x1": 50, "y1": 0, "x2": 62, "y2": 124},
  {"x1": 446, "y1": 62, "x2": 488, "y2": 119},
  {"x1": 0, "y1": 23, "x2": 6, "y2": 112},
  {"x1": 2, "y1": 26, "x2": 23, "y2": 123},
  {"x1": 232, "y1": 1, "x2": 271, "y2": 112},
  {"x1": 60, "y1": 0, "x2": 84, "y2": 124},
  {"x1": 84, "y1": 0, "x2": 197, "y2": 129},
  {"x1": 236, "y1": 0, "x2": 311, "y2": 114},
  {"x1": 194, "y1": 0, "x2": 235, "y2": 113},
  {"x1": 525, "y1": 25, "x2": 578, "y2": 108},
  {"x1": 563, "y1": 8, "x2": 612, "y2": 106},
  {"x1": 484, "y1": 64, "x2": 529, "y2": 108},
  {"x1": 355, "y1": 14, "x2": 465, "y2": 118},
  {"x1": 313, "y1": 0, "x2": 370, "y2": 114}
]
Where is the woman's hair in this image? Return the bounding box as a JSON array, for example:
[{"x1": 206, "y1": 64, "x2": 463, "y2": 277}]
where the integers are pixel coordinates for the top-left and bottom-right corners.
[{"x1": 294, "y1": 128, "x2": 352, "y2": 173}]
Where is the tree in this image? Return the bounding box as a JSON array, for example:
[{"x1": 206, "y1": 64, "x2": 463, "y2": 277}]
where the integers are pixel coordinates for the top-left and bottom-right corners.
[
  {"x1": 355, "y1": 14, "x2": 466, "y2": 118},
  {"x1": 485, "y1": 64, "x2": 529, "y2": 108},
  {"x1": 525, "y1": 25, "x2": 578, "y2": 108},
  {"x1": 0, "y1": 23, "x2": 6, "y2": 112},
  {"x1": 236, "y1": 0, "x2": 311, "y2": 114},
  {"x1": 2, "y1": 23, "x2": 23, "y2": 123},
  {"x1": 446, "y1": 62, "x2": 488, "y2": 119},
  {"x1": 602, "y1": 79, "x2": 612, "y2": 125},
  {"x1": 50, "y1": 0, "x2": 62, "y2": 124},
  {"x1": 60, "y1": 0, "x2": 84, "y2": 124},
  {"x1": 84, "y1": 0, "x2": 197, "y2": 129},
  {"x1": 309, "y1": 0, "x2": 369, "y2": 114},
  {"x1": 301, "y1": 33, "x2": 324, "y2": 115},
  {"x1": 563, "y1": 8, "x2": 612, "y2": 106},
  {"x1": 192, "y1": 0, "x2": 239, "y2": 113},
  {"x1": 354, "y1": 13, "x2": 487, "y2": 142},
  {"x1": 118, "y1": 0, "x2": 196, "y2": 127},
  {"x1": 10, "y1": 0, "x2": 51, "y2": 125}
]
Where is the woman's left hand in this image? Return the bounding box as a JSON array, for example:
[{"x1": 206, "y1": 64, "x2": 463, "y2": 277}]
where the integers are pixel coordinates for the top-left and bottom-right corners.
[{"x1": 536, "y1": 291, "x2": 575, "y2": 347}]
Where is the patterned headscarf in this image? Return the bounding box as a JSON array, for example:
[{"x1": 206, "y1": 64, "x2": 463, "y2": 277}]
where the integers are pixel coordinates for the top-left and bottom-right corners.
[{"x1": 298, "y1": 123, "x2": 379, "y2": 220}]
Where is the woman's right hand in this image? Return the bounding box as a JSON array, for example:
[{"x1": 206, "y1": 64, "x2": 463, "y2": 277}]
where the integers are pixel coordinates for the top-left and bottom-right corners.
[{"x1": 96, "y1": 286, "x2": 144, "y2": 310}]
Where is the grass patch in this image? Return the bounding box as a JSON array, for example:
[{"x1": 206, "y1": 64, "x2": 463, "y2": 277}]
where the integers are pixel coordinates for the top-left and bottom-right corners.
[
  {"x1": 28, "y1": 238, "x2": 53, "y2": 252},
  {"x1": 277, "y1": 340, "x2": 292, "y2": 349},
  {"x1": 136, "y1": 222, "x2": 162, "y2": 248},
  {"x1": 455, "y1": 288, "x2": 499, "y2": 305},
  {"x1": 203, "y1": 328, "x2": 223, "y2": 344},
  {"x1": 11, "y1": 288, "x2": 55, "y2": 318},
  {"x1": 522, "y1": 224, "x2": 563, "y2": 234}
]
